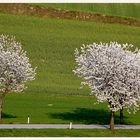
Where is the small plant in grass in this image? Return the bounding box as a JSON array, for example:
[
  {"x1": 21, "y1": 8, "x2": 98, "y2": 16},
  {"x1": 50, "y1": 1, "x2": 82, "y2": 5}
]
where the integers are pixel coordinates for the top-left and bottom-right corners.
[
  {"x1": 73, "y1": 42, "x2": 140, "y2": 130},
  {"x1": 0, "y1": 34, "x2": 36, "y2": 122}
]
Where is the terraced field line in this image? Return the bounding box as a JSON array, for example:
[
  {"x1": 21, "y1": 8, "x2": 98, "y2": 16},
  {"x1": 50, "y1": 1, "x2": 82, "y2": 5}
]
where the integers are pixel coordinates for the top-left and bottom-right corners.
[{"x1": 0, "y1": 4, "x2": 140, "y2": 27}]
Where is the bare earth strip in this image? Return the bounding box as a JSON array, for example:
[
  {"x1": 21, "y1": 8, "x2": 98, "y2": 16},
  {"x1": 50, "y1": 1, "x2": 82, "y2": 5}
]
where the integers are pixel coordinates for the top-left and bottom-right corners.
[
  {"x1": 0, "y1": 4, "x2": 140, "y2": 27},
  {"x1": 0, "y1": 124, "x2": 140, "y2": 129}
]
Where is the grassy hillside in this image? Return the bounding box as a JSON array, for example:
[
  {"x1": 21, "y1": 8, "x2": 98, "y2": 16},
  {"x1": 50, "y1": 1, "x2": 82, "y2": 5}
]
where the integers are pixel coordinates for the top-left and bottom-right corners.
[
  {"x1": 0, "y1": 13, "x2": 140, "y2": 125},
  {"x1": 32, "y1": 3, "x2": 140, "y2": 20}
]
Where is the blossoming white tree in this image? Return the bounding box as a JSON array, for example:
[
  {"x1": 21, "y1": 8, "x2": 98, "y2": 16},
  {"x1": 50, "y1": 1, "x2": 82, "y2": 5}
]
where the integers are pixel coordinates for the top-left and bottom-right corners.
[
  {"x1": 73, "y1": 42, "x2": 140, "y2": 130},
  {"x1": 0, "y1": 34, "x2": 36, "y2": 122}
]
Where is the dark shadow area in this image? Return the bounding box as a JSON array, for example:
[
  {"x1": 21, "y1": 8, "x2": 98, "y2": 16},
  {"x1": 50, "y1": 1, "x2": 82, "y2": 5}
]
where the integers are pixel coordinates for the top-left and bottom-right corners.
[
  {"x1": 49, "y1": 108, "x2": 132, "y2": 124},
  {"x1": 2, "y1": 113, "x2": 17, "y2": 119}
]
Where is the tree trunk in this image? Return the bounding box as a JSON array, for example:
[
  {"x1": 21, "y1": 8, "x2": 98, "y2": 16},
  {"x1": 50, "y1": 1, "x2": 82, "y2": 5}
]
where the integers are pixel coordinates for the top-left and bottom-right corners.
[
  {"x1": 120, "y1": 108, "x2": 123, "y2": 124},
  {"x1": 0, "y1": 95, "x2": 4, "y2": 123},
  {"x1": 110, "y1": 111, "x2": 115, "y2": 130}
]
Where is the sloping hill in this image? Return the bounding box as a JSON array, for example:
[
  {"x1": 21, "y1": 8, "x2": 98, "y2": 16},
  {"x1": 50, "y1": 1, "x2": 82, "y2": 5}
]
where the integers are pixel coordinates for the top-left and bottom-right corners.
[
  {"x1": 0, "y1": 4, "x2": 140, "y2": 125},
  {"x1": 32, "y1": 3, "x2": 140, "y2": 20},
  {"x1": 0, "y1": 4, "x2": 140, "y2": 27}
]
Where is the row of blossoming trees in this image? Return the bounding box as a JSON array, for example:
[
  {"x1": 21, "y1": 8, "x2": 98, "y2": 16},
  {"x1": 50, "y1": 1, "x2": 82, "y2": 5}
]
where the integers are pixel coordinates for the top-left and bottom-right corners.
[{"x1": 0, "y1": 34, "x2": 140, "y2": 130}]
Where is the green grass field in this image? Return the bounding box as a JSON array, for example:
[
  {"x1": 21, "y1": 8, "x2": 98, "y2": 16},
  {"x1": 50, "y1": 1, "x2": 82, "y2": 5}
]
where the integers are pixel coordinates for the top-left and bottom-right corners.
[
  {"x1": 32, "y1": 3, "x2": 140, "y2": 20},
  {"x1": 1, "y1": 129, "x2": 140, "y2": 137},
  {"x1": 0, "y1": 13, "x2": 140, "y2": 125},
  {"x1": 0, "y1": 3, "x2": 140, "y2": 136}
]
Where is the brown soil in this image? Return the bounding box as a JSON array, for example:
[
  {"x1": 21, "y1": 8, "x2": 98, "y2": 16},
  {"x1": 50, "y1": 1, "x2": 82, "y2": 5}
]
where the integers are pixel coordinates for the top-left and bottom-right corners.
[{"x1": 0, "y1": 3, "x2": 140, "y2": 27}]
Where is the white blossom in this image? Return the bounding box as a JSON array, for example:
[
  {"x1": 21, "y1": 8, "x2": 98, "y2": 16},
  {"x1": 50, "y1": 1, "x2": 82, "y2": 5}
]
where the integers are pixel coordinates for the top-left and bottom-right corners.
[
  {"x1": 73, "y1": 42, "x2": 140, "y2": 113},
  {"x1": 0, "y1": 34, "x2": 36, "y2": 94}
]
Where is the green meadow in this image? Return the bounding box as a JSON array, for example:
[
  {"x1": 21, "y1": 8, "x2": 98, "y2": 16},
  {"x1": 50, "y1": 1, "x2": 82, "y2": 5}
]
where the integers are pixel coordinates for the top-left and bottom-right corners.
[
  {"x1": 0, "y1": 3, "x2": 140, "y2": 136},
  {"x1": 32, "y1": 3, "x2": 140, "y2": 20},
  {"x1": 0, "y1": 13, "x2": 140, "y2": 125}
]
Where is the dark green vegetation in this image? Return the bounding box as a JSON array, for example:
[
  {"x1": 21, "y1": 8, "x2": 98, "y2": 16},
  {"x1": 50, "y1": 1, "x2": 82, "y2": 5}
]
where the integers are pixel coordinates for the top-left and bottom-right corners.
[
  {"x1": 0, "y1": 129, "x2": 140, "y2": 137},
  {"x1": 32, "y1": 3, "x2": 140, "y2": 20},
  {"x1": 0, "y1": 12, "x2": 140, "y2": 125}
]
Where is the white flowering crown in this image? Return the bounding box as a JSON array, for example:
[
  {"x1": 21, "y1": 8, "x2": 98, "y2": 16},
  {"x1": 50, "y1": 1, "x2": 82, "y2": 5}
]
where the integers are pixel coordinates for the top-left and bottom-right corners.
[
  {"x1": 73, "y1": 42, "x2": 140, "y2": 113},
  {"x1": 0, "y1": 34, "x2": 36, "y2": 93}
]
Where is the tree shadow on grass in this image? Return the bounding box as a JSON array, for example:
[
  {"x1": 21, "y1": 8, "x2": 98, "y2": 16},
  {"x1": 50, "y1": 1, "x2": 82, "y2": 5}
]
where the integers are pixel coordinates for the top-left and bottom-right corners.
[
  {"x1": 2, "y1": 113, "x2": 17, "y2": 119},
  {"x1": 49, "y1": 108, "x2": 132, "y2": 124}
]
